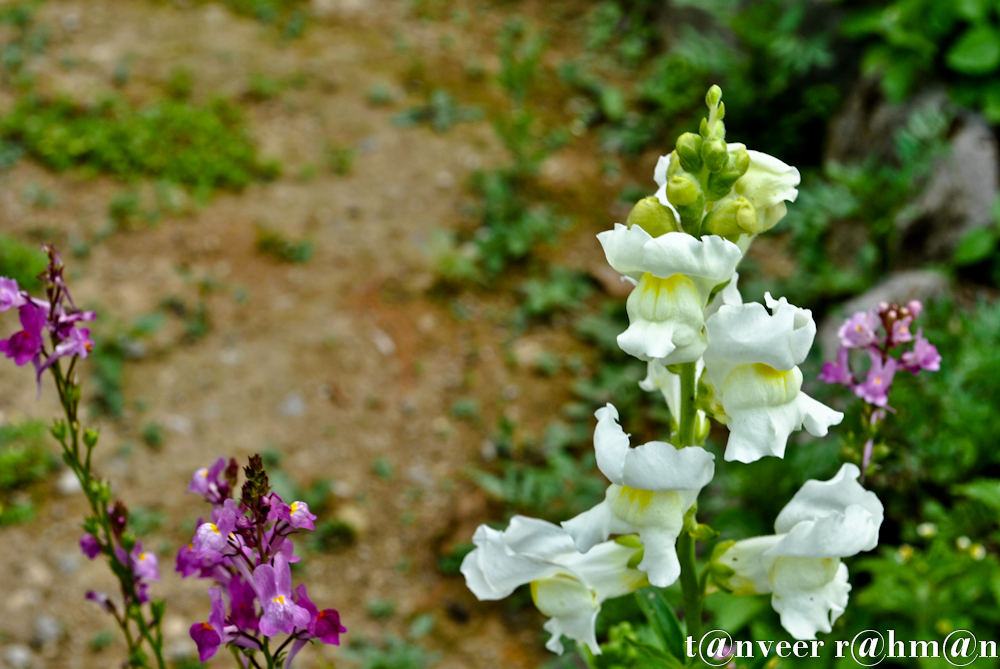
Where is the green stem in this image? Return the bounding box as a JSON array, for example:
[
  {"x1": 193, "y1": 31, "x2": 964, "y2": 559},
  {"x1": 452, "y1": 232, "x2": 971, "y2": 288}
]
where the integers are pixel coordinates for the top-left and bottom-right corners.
[
  {"x1": 678, "y1": 362, "x2": 697, "y2": 447},
  {"x1": 676, "y1": 360, "x2": 702, "y2": 655},
  {"x1": 678, "y1": 532, "x2": 702, "y2": 646}
]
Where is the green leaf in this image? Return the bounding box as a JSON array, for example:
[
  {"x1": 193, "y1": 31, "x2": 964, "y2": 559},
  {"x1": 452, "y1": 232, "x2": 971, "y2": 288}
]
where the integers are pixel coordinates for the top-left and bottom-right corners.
[
  {"x1": 634, "y1": 587, "x2": 685, "y2": 661},
  {"x1": 946, "y1": 25, "x2": 1000, "y2": 75},
  {"x1": 953, "y1": 228, "x2": 998, "y2": 266},
  {"x1": 953, "y1": 478, "x2": 1000, "y2": 512},
  {"x1": 623, "y1": 637, "x2": 686, "y2": 668}
]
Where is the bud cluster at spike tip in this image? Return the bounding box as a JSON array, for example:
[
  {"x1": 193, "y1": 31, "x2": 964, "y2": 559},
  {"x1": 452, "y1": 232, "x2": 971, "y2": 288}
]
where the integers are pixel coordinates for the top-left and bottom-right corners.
[
  {"x1": 180, "y1": 455, "x2": 344, "y2": 664},
  {"x1": 0, "y1": 247, "x2": 95, "y2": 394}
]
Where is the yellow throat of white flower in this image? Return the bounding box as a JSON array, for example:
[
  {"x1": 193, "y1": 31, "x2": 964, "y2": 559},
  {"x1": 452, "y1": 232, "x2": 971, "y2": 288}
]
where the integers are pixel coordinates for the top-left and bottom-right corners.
[
  {"x1": 628, "y1": 273, "x2": 704, "y2": 331},
  {"x1": 722, "y1": 363, "x2": 802, "y2": 411},
  {"x1": 530, "y1": 574, "x2": 597, "y2": 618}
]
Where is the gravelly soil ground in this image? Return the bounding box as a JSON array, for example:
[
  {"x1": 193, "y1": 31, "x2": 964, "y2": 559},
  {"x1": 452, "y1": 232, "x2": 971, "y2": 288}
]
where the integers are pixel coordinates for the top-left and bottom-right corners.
[{"x1": 0, "y1": 1, "x2": 626, "y2": 666}]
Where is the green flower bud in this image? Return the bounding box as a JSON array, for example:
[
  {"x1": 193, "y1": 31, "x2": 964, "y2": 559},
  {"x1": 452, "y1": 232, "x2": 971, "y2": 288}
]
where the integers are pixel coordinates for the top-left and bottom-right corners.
[
  {"x1": 690, "y1": 523, "x2": 720, "y2": 542},
  {"x1": 708, "y1": 540, "x2": 737, "y2": 592},
  {"x1": 626, "y1": 196, "x2": 679, "y2": 238},
  {"x1": 705, "y1": 84, "x2": 722, "y2": 109},
  {"x1": 666, "y1": 174, "x2": 705, "y2": 232},
  {"x1": 702, "y1": 197, "x2": 760, "y2": 241},
  {"x1": 666, "y1": 150, "x2": 683, "y2": 178},
  {"x1": 699, "y1": 117, "x2": 709, "y2": 138},
  {"x1": 705, "y1": 147, "x2": 750, "y2": 201},
  {"x1": 50, "y1": 421, "x2": 67, "y2": 442},
  {"x1": 702, "y1": 138, "x2": 727, "y2": 172},
  {"x1": 675, "y1": 132, "x2": 703, "y2": 172},
  {"x1": 83, "y1": 429, "x2": 99, "y2": 449}
]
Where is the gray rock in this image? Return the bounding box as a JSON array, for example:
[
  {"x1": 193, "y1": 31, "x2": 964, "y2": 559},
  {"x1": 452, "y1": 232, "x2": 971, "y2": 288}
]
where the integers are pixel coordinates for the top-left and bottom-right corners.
[
  {"x1": 32, "y1": 614, "x2": 63, "y2": 646},
  {"x1": 897, "y1": 114, "x2": 999, "y2": 261},
  {"x1": 3, "y1": 645, "x2": 33, "y2": 669},
  {"x1": 280, "y1": 393, "x2": 305, "y2": 417},
  {"x1": 818, "y1": 270, "x2": 949, "y2": 360}
]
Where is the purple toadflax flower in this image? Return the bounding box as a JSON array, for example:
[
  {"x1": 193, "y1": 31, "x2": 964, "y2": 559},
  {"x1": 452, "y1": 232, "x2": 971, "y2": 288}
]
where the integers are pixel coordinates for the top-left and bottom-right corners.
[
  {"x1": 190, "y1": 587, "x2": 231, "y2": 662},
  {"x1": 0, "y1": 301, "x2": 47, "y2": 366},
  {"x1": 193, "y1": 504, "x2": 238, "y2": 557},
  {"x1": 854, "y1": 353, "x2": 897, "y2": 408},
  {"x1": 0, "y1": 278, "x2": 26, "y2": 311},
  {"x1": 837, "y1": 309, "x2": 879, "y2": 349},
  {"x1": 901, "y1": 328, "x2": 941, "y2": 373},
  {"x1": 253, "y1": 552, "x2": 311, "y2": 636},
  {"x1": 819, "y1": 347, "x2": 853, "y2": 386},
  {"x1": 130, "y1": 542, "x2": 161, "y2": 582}
]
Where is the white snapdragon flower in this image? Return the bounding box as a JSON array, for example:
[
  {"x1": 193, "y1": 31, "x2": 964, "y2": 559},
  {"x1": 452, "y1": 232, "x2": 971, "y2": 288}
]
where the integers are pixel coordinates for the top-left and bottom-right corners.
[
  {"x1": 597, "y1": 225, "x2": 741, "y2": 364},
  {"x1": 703, "y1": 293, "x2": 843, "y2": 463},
  {"x1": 461, "y1": 515, "x2": 648, "y2": 655},
  {"x1": 714, "y1": 464, "x2": 884, "y2": 640},
  {"x1": 561, "y1": 405, "x2": 715, "y2": 587}
]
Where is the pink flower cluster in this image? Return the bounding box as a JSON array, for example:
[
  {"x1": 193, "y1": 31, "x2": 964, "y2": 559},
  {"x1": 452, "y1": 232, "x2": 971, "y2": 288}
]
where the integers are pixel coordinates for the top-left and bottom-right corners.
[
  {"x1": 0, "y1": 247, "x2": 95, "y2": 391},
  {"x1": 820, "y1": 300, "x2": 941, "y2": 407},
  {"x1": 180, "y1": 456, "x2": 344, "y2": 665}
]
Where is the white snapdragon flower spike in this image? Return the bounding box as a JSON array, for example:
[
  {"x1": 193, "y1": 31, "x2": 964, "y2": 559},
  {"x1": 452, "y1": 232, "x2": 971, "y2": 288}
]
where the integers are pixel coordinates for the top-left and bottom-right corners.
[
  {"x1": 597, "y1": 225, "x2": 741, "y2": 364},
  {"x1": 715, "y1": 464, "x2": 884, "y2": 640},
  {"x1": 703, "y1": 293, "x2": 843, "y2": 463},
  {"x1": 561, "y1": 405, "x2": 715, "y2": 587},
  {"x1": 461, "y1": 515, "x2": 647, "y2": 655}
]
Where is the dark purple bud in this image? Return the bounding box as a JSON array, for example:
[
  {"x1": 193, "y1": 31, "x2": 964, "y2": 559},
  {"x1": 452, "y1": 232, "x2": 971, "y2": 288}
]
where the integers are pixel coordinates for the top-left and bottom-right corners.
[
  {"x1": 313, "y1": 608, "x2": 346, "y2": 645},
  {"x1": 80, "y1": 533, "x2": 102, "y2": 559},
  {"x1": 86, "y1": 590, "x2": 115, "y2": 614}
]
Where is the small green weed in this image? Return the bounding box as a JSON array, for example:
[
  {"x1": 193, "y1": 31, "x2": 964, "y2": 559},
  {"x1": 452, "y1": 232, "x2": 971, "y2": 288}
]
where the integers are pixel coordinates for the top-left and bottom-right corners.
[
  {"x1": 255, "y1": 225, "x2": 314, "y2": 264},
  {"x1": 0, "y1": 234, "x2": 46, "y2": 290},
  {"x1": 0, "y1": 419, "x2": 57, "y2": 526},
  {"x1": 391, "y1": 89, "x2": 482, "y2": 133},
  {"x1": 1, "y1": 95, "x2": 279, "y2": 193}
]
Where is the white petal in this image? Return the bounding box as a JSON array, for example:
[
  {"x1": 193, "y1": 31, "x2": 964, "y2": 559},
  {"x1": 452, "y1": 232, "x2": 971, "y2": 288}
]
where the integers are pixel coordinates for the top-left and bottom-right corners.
[
  {"x1": 504, "y1": 515, "x2": 581, "y2": 559},
  {"x1": 722, "y1": 389, "x2": 842, "y2": 463},
  {"x1": 735, "y1": 150, "x2": 800, "y2": 212},
  {"x1": 770, "y1": 559, "x2": 850, "y2": 640},
  {"x1": 461, "y1": 523, "x2": 561, "y2": 599},
  {"x1": 593, "y1": 404, "x2": 629, "y2": 485},
  {"x1": 768, "y1": 505, "x2": 881, "y2": 559},
  {"x1": 764, "y1": 293, "x2": 816, "y2": 363},
  {"x1": 653, "y1": 153, "x2": 672, "y2": 188},
  {"x1": 637, "y1": 526, "x2": 684, "y2": 587},
  {"x1": 716, "y1": 535, "x2": 782, "y2": 595},
  {"x1": 619, "y1": 273, "x2": 707, "y2": 363},
  {"x1": 622, "y1": 443, "x2": 715, "y2": 492},
  {"x1": 703, "y1": 300, "x2": 816, "y2": 389},
  {"x1": 597, "y1": 223, "x2": 652, "y2": 282},
  {"x1": 563, "y1": 540, "x2": 649, "y2": 601},
  {"x1": 641, "y1": 233, "x2": 742, "y2": 300},
  {"x1": 561, "y1": 500, "x2": 626, "y2": 554},
  {"x1": 543, "y1": 610, "x2": 601, "y2": 655},
  {"x1": 773, "y1": 463, "x2": 884, "y2": 541}
]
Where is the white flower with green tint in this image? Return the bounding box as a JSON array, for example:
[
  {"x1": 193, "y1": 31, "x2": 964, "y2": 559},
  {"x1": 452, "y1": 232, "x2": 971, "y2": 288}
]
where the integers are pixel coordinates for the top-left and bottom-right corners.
[
  {"x1": 561, "y1": 404, "x2": 715, "y2": 587},
  {"x1": 597, "y1": 225, "x2": 741, "y2": 363},
  {"x1": 714, "y1": 464, "x2": 883, "y2": 640},
  {"x1": 704, "y1": 293, "x2": 842, "y2": 463},
  {"x1": 461, "y1": 515, "x2": 647, "y2": 655}
]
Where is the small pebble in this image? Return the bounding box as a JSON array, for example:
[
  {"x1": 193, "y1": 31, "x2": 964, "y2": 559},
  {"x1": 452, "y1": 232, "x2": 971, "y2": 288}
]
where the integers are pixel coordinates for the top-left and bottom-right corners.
[
  {"x1": 57, "y1": 469, "x2": 82, "y2": 496},
  {"x1": 33, "y1": 614, "x2": 62, "y2": 646},
  {"x1": 4, "y1": 644, "x2": 33, "y2": 669},
  {"x1": 280, "y1": 393, "x2": 305, "y2": 417}
]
